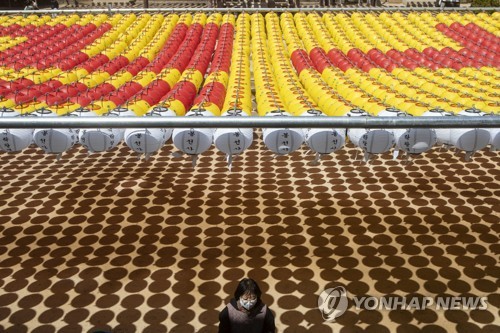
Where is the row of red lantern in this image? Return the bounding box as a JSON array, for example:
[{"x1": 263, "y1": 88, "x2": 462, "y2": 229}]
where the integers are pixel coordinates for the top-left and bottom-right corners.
[
  {"x1": 385, "y1": 13, "x2": 498, "y2": 71},
  {"x1": 1, "y1": 19, "x2": 55, "y2": 38},
  {"x1": 116, "y1": 13, "x2": 206, "y2": 116},
  {"x1": 119, "y1": 13, "x2": 220, "y2": 159},
  {"x1": 0, "y1": 16, "x2": 98, "y2": 74},
  {"x1": 437, "y1": 23, "x2": 499, "y2": 68},
  {"x1": 23, "y1": 17, "x2": 138, "y2": 109},
  {"x1": 0, "y1": 17, "x2": 115, "y2": 107},
  {"x1": 58, "y1": 15, "x2": 144, "y2": 75},
  {"x1": 213, "y1": 13, "x2": 254, "y2": 160},
  {"x1": 75, "y1": 14, "x2": 167, "y2": 112},
  {"x1": 0, "y1": 24, "x2": 111, "y2": 97},
  {"x1": 0, "y1": 15, "x2": 140, "y2": 113},
  {"x1": 156, "y1": 14, "x2": 221, "y2": 116},
  {"x1": 22, "y1": 15, "x2": 187, "y2": 157},
  {"x1": 170, "y1": 14, "x2": 233, "y2": 158},
  {"x1": 110, "y1": 15, "x2": 190, "y2": 112},
  {"x1": 190, "y1": 14, "x2": 234, "y2": 116},
  {"x1": 63, "y1": 14, "x2": 184, "y2": 112},
  {"x1": 296, "y1": 13, "x2": 380, "y2": 74},
  {"x1": 106, "y1": 14, "x2": 199, "y2": 115},
  {"x1": 116, "y1": 13, "x2": 223, "y2": 160},
  {"x1": 1, "y1": 25, "x2": 101, "y2": 70},
  {"x1": 53, "y1": 14, "x2": 159, "y2": 110},
  {"x1": 443, "y1": 22, "x2": 499, "y2": 53},
  {"x1": 5, "y1": 14, "x2": 187, "y2": 157},
  {"x1": 0, "y1": 24, "x2": 67, "y2": 64},
  {"x1": 0, "y1": 14, "x2": 51, "y2": 37},
  {"x1": 276, "y1": 13, "x2": 347, "y2": 156},
  {"x1": 385, "y1": 46, "x2": 483, "y2": 72},
  {"x1": 386, "y1": 48, "x2": 431, "y2": 70},
  {"x1": 291, "y1": 13, "x2": 354, "y2": 116}
]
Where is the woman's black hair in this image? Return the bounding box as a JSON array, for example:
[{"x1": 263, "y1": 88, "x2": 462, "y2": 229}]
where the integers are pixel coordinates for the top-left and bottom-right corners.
[{"x1": 234, "y1": 278, "x2": 262, "y2": 300}]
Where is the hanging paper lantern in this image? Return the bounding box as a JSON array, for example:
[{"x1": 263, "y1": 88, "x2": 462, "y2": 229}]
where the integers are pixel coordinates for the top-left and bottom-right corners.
[
  {"x1": 0, "y1": 107, "x2": 33, "y2": 153},
  {"x1": 124, "y1": 105, "x2": 175, "y2": 157},
  {"x1": 347, "y1": 108, "x2": 394, "y2": 155},
  {"x1": 450, "y1": 108, "x2": 491, "y2": 153},
  {"x1": 79, "y1": 107, "x2": 134, "y2": 153},
  {"x1": 378, "y1": 107, "x2": 436, "y2": 154},
  {"x1": 301, "y1": 110, "x2": 345, "y2": 154},
  {"x1": 172, "y1": 110, "x2": 216, "y2": 155},
  {"x1": 32, "y1": 109, "x2": 78, "y2": 155},
  {"x1": 213, "y1": 110, "x2": 253, "y2": 155},
  {"x1": 262, "y1": 112, "x2": 304, "y2": 155}
]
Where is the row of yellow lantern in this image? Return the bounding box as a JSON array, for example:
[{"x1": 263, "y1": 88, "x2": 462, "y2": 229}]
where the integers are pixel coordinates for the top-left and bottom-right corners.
[
  {"x1": 213, "y1": 13, "x2": 254, "y2": 161},
  {"x1": 278, "y1": 12, "x2": 346, "y2": 155},
  {"x1": 291, "y1": 13, "x2": 354, "y2": 116},
  {"x1": 0, "y1": 36, "x2": 27, "y2": 52},
  {"x1": 87, "y1": 13, "x2": 196, "y2": 116},
  {"x1": 170, "y1": 12, "x2": 223, "y2": 116},
  {"x1": 252, "y1": 13, "x2": 307, "y2": 155},
  {"x1": 0, "y1": 14, "x2": 49, "y2": 28},
  {"x1": 87, "y1": 14, "x2": 177, "y2": 116},
  {"x1": 302, "y1": 13, "x2": 500, "y2": 115},
  {"x1": 274, "y1": 13, "x2": 319, "y2": 117},
  {"x1": 301, "y1": 14, "x2": 497, "y2": 156},
  {"x1": 79, "y1": 14, "x2": 164, "y2": 89},
  {"x1": 251, "y1": 13, "x2": 286, "y2": 116},
  {"x1": 220, "y1": 13, "x2": 252, "y2": 117}
]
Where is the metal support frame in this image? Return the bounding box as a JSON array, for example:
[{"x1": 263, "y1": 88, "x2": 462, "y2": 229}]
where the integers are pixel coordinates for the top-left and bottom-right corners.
[
  {"x1": 0, "y1": 116, "x2": 498, "y2": 129},
  {"x1": 0, "y1": 7, "x2": 498, "y2": 14}
]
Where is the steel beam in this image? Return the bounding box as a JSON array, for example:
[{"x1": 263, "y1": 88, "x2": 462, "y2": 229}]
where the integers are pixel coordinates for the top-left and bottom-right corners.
[{"x1": 0, "y1": 116, "x2": 498, "y2": 129}]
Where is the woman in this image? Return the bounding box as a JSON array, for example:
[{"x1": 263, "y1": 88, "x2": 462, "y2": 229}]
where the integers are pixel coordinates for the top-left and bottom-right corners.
[{"x1": 218, "y1": 278, "x2": 276, "y2": 333}]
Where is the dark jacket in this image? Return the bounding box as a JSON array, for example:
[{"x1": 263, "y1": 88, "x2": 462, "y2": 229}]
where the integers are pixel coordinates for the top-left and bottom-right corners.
[{"x1": 218, "y1": 298, "x2": 275, "y2": 333}]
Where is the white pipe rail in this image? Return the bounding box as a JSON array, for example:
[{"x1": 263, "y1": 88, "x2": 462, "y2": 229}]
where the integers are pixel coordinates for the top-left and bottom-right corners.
[
  {"x1": 0, "y1": 116, "x2": 498, "y2": 128},
  {"x1": 0, "y1": 7, "x2": 498, "y2": 14}
]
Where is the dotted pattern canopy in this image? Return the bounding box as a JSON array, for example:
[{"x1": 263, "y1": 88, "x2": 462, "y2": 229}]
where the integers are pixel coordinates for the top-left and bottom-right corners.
[{"x1": 0, "y1": 139, "x2": 498, "y2": 333}]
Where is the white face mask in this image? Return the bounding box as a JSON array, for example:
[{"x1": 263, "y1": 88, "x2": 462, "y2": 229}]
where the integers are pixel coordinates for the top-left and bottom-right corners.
[{"x1": 240, "y1": 297, "x2": 257, "y2": 310}]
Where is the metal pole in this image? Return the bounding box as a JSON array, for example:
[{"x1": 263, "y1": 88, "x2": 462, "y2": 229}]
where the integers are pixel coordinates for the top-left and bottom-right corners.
[
  {"x1": 1, "y1": 7, "x2": 498, "y2": 14},
  {"x1": 0, "y1": 116, "x2": 498, "y2": 129},
  {"x1": 143, "y1": 0, "x2": 148, "y2": 8}
]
